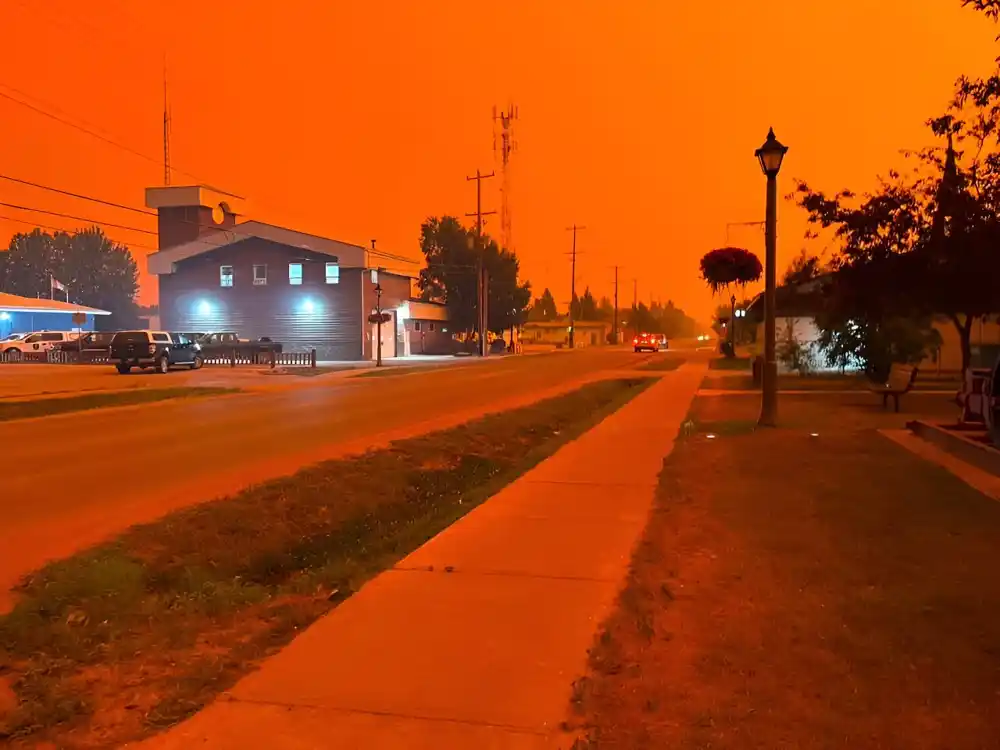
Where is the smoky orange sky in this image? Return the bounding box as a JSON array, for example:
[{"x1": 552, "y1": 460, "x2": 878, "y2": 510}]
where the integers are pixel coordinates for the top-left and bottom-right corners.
[{"x1": 0, "y1": 0, "x2": 996, "y2": 321}]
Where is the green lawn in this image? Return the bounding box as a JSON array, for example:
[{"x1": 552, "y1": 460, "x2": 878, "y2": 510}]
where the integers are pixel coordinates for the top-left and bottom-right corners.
[
  {"x1": 0, "y1": 388, "x2": 239, "y2": 422},
  {"x1": 352, "y1": 365, "x2": 436, "y2": 378},
  {"x1": 0, "y1": 378, "x2": 651, "y2": 748},
  {"x1": 637, "y1": 356, "x2": 685, "y2": 372},
  {"x1": 707, "y1": 356, "x2": 751, "y2": 371},
  {"x1": 700, "y1": 373, "x2": 961, "y2": 392},
  {"x1": 570, "y1": 392, "x2": 1000, "y2": 748}
]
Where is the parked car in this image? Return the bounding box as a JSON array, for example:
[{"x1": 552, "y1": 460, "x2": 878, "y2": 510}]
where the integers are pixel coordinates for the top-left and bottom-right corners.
[
  {"x1": 2, "y1": 331, "x2": 80, "y2": 358},
  {"x1": 109, "y1": 330, "x2": 203, "y2": 374},
  {"x1": 198, "y1": 331, "x2": 283, "y2": 357},
  {"x1": 51, "y1": 331, "x2": 116, "y2": 354},
  {"x1": 633, "y1": 332, "x2": 667, "y2": 353}
]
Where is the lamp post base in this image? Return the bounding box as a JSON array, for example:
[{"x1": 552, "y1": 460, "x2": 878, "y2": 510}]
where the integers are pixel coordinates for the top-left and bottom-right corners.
[{"x1": 758, "y1": 360, "x2": 778, "y2": 427}]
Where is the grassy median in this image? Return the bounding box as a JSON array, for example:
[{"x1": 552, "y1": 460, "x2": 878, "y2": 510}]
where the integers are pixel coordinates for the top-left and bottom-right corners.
[
  {"x1": 637, "y1": 356, "x2": 685, "y2": 372},
  {"x1": 707, "y1": 355, "x2": 751, "y2": 370},
  {"x1": 568, "y1": 392, "x2": 1000, "y2": 749},
  {"x1": 0, "y1": 377, "x2": 650, "y2": 748},
  {"x1": 700, "y1": 372, "x2": 961, "y2": 392},
  {"x1": 0, "y1": 388, "x2": 239, "y2": 422}
]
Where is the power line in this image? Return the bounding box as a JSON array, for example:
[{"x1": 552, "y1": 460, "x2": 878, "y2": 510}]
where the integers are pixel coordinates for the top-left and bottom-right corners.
[
  {"x1": 0, "y1": 173, "x2": 156, "y2": 216},
  {"x1": 0, "y1": 173, "x2": 419, "y2": 265},
  {"x1": 0, "y1": 213, "x2": 159, "y2": 252},
  {"x1": 0, "y1": 85, "x2": 237, "y2": 193},
  {"x1": 0, "y1": 202, "x2": 157, "y2": 235}
]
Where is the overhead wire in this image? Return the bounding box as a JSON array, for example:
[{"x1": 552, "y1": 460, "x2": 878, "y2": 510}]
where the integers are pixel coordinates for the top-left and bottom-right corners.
[
  {"x1": 0, "y1": 214, "x2": 159, "y2": 252},
  {"x1": 0, "y1": 87, "x2": 241, "y2": 195},
  {"x1": 0, "y1": 174, "x2": 421, "y2": 265},
  {"x1": 0, "y1": 173, "x2": 156, "y2": 216},
  {"x1": 0, "y1": 202, "x2": 158, "y2": 235}
]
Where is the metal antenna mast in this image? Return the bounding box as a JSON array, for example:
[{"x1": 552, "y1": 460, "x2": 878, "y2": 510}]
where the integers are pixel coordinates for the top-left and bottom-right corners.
[
  {"x1": 163, "y1": 54, "x2": 171, "y2": 186},
  {"x1": 493, "y1": 103, "x2": 517, "y2": 252}
]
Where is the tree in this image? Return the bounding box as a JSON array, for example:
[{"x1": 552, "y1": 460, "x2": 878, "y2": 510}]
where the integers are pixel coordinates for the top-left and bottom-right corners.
[
  {"x1": 624, "y1": 302, "x2": 652, "y2": 334},
  {"x1": 3, "y1": 226, "x2": 140, "y2": 327},
  {"x1": 963, "y1": 0, "x2": 1000, "y2": 18},
  {"x1": 792, "y1": 80, "x2": 1000, "y2": 373},
  {"x1": 699, "y1": 246, "x2": 763, "y2": 356},
  {"x1": 597, "y1": 295, "x2": 615, "y2": 321},
  {"x1": 572, "y1": 287, "x2": 599, "y2": 321},
  {"x1": 528, "y1": 288, "x2": 558, "y2": 321},
  {"x1": 485, "y1": 244, "x2": 531, "y2": 335},
  {"x1": 417, "y1": 215, "x2": 531, "y2": 338},
  {"x1": 783, "y1": 249, "x2": 825, "y2": 287}
]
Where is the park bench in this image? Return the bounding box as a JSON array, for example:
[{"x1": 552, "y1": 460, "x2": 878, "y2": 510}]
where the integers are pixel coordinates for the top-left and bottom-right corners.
[{"x1": 868, "y1": 363, "x2": 918, "y2": 412}]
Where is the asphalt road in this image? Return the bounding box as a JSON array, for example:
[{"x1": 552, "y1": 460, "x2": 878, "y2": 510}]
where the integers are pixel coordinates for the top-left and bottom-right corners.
[{"x1": 0, "y1": 347, "x2": 679, "y2": 603}]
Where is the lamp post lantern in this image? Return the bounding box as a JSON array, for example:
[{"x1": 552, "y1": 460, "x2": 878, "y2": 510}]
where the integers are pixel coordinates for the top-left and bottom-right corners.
[{"x1": 754, "y1": 127, "x2": 788, "y2": 427}]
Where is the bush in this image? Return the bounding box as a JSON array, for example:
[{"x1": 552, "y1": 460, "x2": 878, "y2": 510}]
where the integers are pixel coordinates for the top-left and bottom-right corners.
[{"x1": 777, "y1": 320, "x2": 816, "y2": 375}]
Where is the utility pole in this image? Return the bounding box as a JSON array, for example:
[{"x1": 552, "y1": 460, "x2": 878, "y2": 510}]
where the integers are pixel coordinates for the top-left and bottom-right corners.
[
  {"x1": 466, "y1": 169, "x2": 496, "y2": 357},
  {"x1": 613, "y1": 265, "x2": 620, "y2": 345},
  {"x1": 565, "y1": 224, "x2": 586, "y2": 349}
]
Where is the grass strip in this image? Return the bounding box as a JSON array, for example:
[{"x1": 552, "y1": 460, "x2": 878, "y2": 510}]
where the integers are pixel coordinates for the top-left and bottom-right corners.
[
  {"x1": 0, "y1": 388, "x2": 239, "y2": 422},
  {"x1": 707, "y1": 356, "x2": 751, "y2": 370},
  {"x1": 0, "y1": 377, "x2": 651, "y2": 748},
  {"x1": 700, "y1": 373, "x2": 960, "y2": 392},
  {"x1": 568, "y1": 394, "x2": 1000, "y2": 748},
  {"x1": 637, "y1": 357, "x2": 685, "y2": 372},
  {"x1": 353, "y1": 365, "x2": 434, "y2": 378}
]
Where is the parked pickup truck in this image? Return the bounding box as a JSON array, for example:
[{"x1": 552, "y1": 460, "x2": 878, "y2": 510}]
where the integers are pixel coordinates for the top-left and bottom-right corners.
[
  {"x1": 110, "y1": 331, "x2": 203, "y2": 374},
  {"x1": 197, "y1": 332, "x2": 284, "y2": 357},
  {"x1": 52, "y1": 331, "x2": 116, "y2": 355}
]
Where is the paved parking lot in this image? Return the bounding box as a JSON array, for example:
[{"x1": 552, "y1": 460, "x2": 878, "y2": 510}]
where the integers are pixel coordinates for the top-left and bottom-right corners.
[
  {"x1": 0, "y1": 355, "x2": 516, "y2": 399},
  {"x1": 0, "y1": 363, "x2": 298, "y2": 399}
]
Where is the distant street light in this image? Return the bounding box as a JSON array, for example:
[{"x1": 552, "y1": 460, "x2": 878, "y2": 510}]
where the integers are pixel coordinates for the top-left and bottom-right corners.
[{"x1": 754, "y1": 127, "x2": 788, "y2": 427}]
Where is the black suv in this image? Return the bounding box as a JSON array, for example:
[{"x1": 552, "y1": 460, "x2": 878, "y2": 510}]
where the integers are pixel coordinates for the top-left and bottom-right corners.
[{"x1": 109, "y1": 331, "x2": 203, "y2": 374}]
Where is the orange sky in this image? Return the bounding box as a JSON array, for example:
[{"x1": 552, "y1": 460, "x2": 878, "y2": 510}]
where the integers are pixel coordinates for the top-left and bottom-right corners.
[{"x1": 0, "y1": 0, "x2": 996, "y2": 321}]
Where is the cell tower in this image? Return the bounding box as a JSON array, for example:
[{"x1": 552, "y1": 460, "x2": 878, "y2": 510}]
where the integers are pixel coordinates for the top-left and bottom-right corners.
[
  {"x1": 163, "y1": 55, "x2": 172, "y2": 186},
  {"x1": 492, "y1": 103, "x2": 517, "y2": 252}
]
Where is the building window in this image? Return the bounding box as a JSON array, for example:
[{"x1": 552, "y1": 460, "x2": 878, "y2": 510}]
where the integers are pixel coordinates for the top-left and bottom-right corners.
[
  {"x1": 325, "y1": 262, "x2": 340, "y2": 284},
  {"x1": 220, "y1": 265, "x2": 233, "y2": 287},
  {"x1": 429, "y1": 322, "x2": 435, "y2": 332},
  {"x1": 414, "y1": 321, "x2": 421, "y2": 332},
  {"x1": 289, "y1": 263, "x2": 303, "y2": 286},
  {"x1": 253, "y1": 264, "x2": 267, "y2": 286}
]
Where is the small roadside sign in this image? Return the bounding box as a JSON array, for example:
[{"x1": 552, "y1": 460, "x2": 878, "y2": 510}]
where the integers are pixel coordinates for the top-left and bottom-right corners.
[{"x1": 71, "y1": 312, "x2": 87, "y2": 325}]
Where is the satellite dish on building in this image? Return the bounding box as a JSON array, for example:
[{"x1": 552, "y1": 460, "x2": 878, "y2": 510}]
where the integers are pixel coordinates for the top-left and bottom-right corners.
[{"x1": 211, "y1": 203, "x2": 227, "y2": 225}]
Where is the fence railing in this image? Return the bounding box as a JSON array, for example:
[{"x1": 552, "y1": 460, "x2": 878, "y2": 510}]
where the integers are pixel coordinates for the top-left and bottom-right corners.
[{"x1": 0, "y1": 348, "x2": 318, "y2": 368}]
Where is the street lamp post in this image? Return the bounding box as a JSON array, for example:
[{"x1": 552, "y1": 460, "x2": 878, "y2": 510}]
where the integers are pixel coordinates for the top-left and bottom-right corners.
[
  {"x1": 754, "y1": 127, "x2": 788, "y2": 427},
  {"x1": 374, "y1": 280, "x2": 384, "y2": 368}
]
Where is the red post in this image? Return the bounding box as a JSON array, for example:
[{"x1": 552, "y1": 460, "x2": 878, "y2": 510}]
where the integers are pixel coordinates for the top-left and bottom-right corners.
[{"x1": 229, "y1": 348, "x2": 236, "y2": 368}]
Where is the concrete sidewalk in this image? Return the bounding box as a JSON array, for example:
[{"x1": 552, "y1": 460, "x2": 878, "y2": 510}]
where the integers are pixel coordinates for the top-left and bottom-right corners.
[{"x1": 138, "y1": 363, "x2": 707, "y2": 750}]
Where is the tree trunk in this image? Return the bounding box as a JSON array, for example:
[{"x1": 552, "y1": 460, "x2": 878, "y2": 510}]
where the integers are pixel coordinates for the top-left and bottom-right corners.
[{"x1": 950, "y1": 313, "x2": 975, "y2": 374}]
